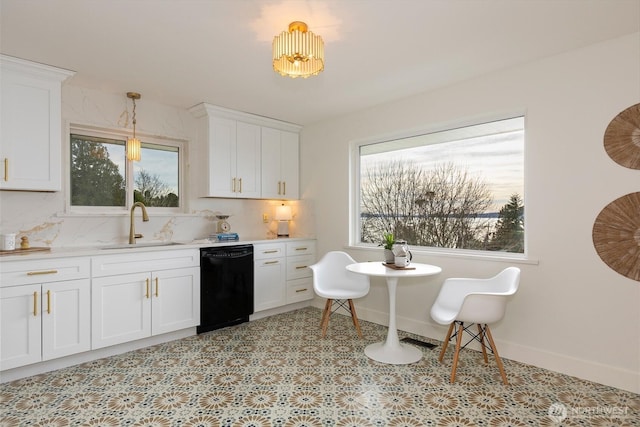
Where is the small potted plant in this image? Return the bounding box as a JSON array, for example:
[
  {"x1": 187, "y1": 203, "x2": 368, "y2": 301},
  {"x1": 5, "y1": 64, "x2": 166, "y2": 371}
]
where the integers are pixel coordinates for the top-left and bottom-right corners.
[{"x1": 380, "y1": 233, "x2": 395, "y2": 264}]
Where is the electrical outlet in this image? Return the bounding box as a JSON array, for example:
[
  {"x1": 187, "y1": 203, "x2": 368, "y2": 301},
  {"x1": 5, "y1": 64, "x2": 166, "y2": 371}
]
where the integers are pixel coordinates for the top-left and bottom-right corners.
[{"x1": 262, "y1": 213, "x2": 269, "y2": 223}]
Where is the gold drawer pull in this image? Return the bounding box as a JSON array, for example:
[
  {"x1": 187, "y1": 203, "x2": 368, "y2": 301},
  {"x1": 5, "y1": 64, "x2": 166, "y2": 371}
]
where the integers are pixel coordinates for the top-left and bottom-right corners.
[
  {"x1": 27, "y1": 270, "x2": 58, "y2": 276},
  {"x1": 145, "y1": 278, "x2": 150, "y2": 298},
  {"x1": 155, "y1": 277, "x2": 159, "y2": 297},
  {"x1": 3, "y1": 158, "x2": 7, "y2": 181},
  {"x1": 295, "y1": 266, "x2": 308, "y2": 270},
  {"x1": 295, "y1": 288, "x2": 308, "y2": 293},
  {"x1": 295, "y1": 247, "x2": 308, "y2": 251},
  {"x1": 264, "y1": 260, "x2": 279, "y2": 265},
  {"x1": 33, "y1": 291, "x2": 38, "y2": 316},
  {"x1": 278, "y1": 181, "x2": 281, "y2": 195},
  {"x1": 239, "y1": 178, "x2": 242, "y2": 193},
  {"x1": 47, "y1": 290, "x2": 51, "y2": 314},
  {"x1": 263, "y1": 250, "x2": 279, "y2": 254},
  {"x1": 282, "y1": 181, "x2": 286, "y2": 195}
]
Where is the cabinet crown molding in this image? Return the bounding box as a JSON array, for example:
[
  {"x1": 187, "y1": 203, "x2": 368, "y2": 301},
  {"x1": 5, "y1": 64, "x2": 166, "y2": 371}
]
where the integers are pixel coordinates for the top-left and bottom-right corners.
[
  {"x1": 189, "y1": 102, "x2": 302, "y2": 133},
  {"x1": 1, "y1": 54, "x2": 75, "y2": 82}
]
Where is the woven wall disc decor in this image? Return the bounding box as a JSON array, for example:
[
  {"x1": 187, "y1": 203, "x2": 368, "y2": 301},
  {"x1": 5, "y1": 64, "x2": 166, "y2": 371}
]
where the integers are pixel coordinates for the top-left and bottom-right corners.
[
  {"x1": 592, "y1": 192, "x2": 640, "y2": 281},
  {"x1": 603, "y1": 103, "x2": 640, "y2": 169}
]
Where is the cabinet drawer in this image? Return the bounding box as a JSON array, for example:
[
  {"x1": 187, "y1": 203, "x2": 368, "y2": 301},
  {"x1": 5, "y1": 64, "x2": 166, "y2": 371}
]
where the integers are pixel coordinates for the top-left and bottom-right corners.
[
  {"x1": 92, "y1": 249, "x2": 199, "y2": 277},
  {"x1": 286, "y1": 255, "x2": 314, "y2": 280},
  {"x1": 253, "y1": 243, "x2": 285, "y2": 260},
  {"x1": 286, "y1": 241, "x2": 315, "y2": 257},
  {"x1": 0, "y1": 257, "x2": 90, "y2": 286},
  {"x1": 287, "y1": 278, "x2": 313, "y2": 303}
]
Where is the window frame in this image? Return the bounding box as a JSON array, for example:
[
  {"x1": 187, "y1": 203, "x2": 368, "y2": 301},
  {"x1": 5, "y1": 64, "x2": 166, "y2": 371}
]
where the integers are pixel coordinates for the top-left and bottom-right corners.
[
  {"x1": 66, "y1": 124, "x2": 187, "y2": 215},
  {"x1": 349, "y1": 113, "x2": 528, "y2": 261}
]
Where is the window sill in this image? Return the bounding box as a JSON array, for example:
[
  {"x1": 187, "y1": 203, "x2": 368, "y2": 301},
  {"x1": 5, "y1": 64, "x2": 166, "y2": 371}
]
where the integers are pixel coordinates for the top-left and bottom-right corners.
[{"x1": 347, "y1": 244, "x2": 539, "y2": 265}]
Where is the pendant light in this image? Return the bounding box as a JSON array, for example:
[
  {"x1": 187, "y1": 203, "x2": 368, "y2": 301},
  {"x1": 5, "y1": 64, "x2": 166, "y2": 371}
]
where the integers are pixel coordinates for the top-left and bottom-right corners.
[{"x1": 126, "y1": 92, "x2": 141, "y2": 161}]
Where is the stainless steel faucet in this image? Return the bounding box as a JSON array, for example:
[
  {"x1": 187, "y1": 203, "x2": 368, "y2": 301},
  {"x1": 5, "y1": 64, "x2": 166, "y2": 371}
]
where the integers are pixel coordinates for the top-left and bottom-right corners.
[{"x1": 129, "y1": 202, "x2": 149, "y2": 244}]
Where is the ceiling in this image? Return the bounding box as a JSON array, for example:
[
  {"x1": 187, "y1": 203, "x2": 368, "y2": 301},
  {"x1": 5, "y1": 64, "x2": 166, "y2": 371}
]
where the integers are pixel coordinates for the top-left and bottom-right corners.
[{"x1": 1, "y1": 0, "x2": 639, "y2": 126}]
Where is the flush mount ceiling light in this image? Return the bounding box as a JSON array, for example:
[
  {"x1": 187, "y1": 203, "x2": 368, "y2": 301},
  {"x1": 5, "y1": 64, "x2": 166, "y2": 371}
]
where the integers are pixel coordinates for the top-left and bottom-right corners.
[
  {"x1": 273, "y1": 21, "x2": 324, "y2": 78},
  {"x1": 126, "y1": 92, "x2": 141, "y2": 161}
]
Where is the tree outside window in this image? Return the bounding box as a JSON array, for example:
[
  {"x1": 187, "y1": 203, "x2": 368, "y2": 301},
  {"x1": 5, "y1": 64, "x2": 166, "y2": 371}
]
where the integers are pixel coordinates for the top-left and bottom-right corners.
[
  {"x1": 70, "y1": 133, "x2": 180, "y2": 210},
  {"x1": 357, "y1": 116, "x2": 525, "y2": 254}
]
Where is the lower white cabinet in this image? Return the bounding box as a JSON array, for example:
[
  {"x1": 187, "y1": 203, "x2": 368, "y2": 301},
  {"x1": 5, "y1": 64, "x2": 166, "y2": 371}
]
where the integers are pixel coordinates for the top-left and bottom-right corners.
[
  {"x1": 254, "y1": 240, "x2": 315, "y2": 312},
  {"x1": 91, "y1": 250, "x2": 200, "y2": 349},
  {"x1": 0, "y1": 257, "x2": 91, "y2": 371},
  {"x1": 254, "y1": 242, "x2": 286, "y2": 311}
]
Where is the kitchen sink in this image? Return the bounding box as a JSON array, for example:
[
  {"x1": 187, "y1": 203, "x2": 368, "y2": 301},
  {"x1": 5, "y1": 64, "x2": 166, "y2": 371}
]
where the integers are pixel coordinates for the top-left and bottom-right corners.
[{"x1": 100, "y1": 242, "x2": 185, "y2": 250}]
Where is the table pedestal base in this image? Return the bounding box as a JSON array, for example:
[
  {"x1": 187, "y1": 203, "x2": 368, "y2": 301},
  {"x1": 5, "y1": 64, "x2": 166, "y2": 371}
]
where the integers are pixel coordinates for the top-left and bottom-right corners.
[{"x1": 365, "y1": 341, "x2": 423, "y2": 364}]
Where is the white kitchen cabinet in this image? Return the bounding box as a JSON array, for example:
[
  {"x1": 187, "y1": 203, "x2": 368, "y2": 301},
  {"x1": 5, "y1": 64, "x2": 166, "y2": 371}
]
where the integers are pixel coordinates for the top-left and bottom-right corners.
[
  {"x1": 285, "y1": 240, "x2": 315, "y2": 303},
  {"x1": 0, "y1": 257, "x2": 90, "y2": 371},
  {"x1": 253, "y1": 242, "x2": 286, "y2": 311},
  {"x1": 190, "y1": 104, "x2": 261, "y2": 198},
  {"x1": 254, "y1": 240, "x2": 315, "y2": 312},
  {"x1": 190, "y1": 103, "x2": 301, "y2": 200},
  {"x1": 0, "y1": 55, "x2": 74, "y2": 191},
  {"x1": 91, "y1": 249, "x2": 200, "y2": 349},
  {"x1": 261, "y1": 127, "x2": 299, "y2": 200}
]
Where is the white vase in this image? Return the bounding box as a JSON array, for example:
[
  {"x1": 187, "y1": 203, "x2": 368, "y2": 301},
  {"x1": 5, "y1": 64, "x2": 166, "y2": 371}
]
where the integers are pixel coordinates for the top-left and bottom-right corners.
[{"x1": 384, "y1": 249, "x2": 395, "y2": 264}]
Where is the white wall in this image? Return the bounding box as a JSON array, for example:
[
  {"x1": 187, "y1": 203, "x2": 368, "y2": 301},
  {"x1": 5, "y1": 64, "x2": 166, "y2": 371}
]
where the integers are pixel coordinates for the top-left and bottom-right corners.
[
  {"x1": 301, "y1": 33, "x2": 640, "y2": 393},
  {"x1": 0, "y1": 86, "x2": 315, "y2": 247}
]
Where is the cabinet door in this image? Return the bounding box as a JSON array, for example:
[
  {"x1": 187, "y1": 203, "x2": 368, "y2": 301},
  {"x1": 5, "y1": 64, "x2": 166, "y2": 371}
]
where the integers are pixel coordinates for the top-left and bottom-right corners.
[
  {"x1": 261, "y1": 127, "x2": 282, "y2": 199},
  {"x1": 254, "y1": 257, "x2": 286, "y2": 312},
  {"x1": 207, "y1": 116, "x2": 237, "y2": 197},
  {"x1": 261, "y1": 128, "x2": 299, "y2": 200},
  {"x1": 151, "y1": 267, "x2": 200, "y2": 335},
  {"x1": 92, "y1": 272, "x2": 151, "y2": 349},
  {"x1": 235, "y1": 122, "x2": 261, "y2": 198},
  {"x1": 0, "y1": 284, "x2": 41, "y2": 370},
  {"x1": 279, "y1": 130, "x2": 299, "y2": 200},
  {"x1": 0, "y1": 58, "x2": 72, "y2": 191},
  {"x1": 42, "y1": 279, "x2": 91, "y2": 361}
]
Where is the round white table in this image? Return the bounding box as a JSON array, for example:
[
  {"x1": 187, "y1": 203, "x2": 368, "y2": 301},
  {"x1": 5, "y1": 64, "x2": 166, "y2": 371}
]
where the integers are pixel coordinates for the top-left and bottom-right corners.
[{"x1": 346, "y1": 262, "x2": 442, "y2": 364}]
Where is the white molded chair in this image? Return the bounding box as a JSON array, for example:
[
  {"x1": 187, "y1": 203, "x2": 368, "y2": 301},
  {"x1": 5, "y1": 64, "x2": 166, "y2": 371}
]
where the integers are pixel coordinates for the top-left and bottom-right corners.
[
  {"x1": 430, "y1": 267, "x2": 520, "y2": 384},
  {"x1": 309, "y1": 251, "x2": 370, "y2": 337}
]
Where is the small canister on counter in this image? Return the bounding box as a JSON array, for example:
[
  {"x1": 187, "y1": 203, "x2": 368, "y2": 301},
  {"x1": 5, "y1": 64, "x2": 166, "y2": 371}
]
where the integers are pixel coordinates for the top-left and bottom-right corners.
[{"x1": 1, "y1": 233, "x2": 17, "y2": 251}]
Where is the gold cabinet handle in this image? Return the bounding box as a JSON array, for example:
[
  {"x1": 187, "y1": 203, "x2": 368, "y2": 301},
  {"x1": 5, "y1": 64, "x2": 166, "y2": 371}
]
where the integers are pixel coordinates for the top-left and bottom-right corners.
[
  {"x1": 295, "y1": 247, "x2": 308, "y2": 251},
  {"x1": 263, "y1": 250, "x2": 279, "y2": 254},
  {"x1": 282, "y1": 181, "x2": 286, "y2": 195},
  {"x1": 47, "y1": 289, "x2": 51, "y2": 314},
  {"x1": 33, "y1": 291, "x2": 38, "y2": 316},
  {"x1": 264, "y1": 260, "x2": 279, "y2": 265},
  {"x1": 295, "y1": 288, "x2": 308, "y2": 293},
  {"x1": 155, "y1": 277, "x2": 159, "y2": 297},
  {"x1": 145, "y1": 278, "x2": 150, "y2": 299},
  {"x1": 239, "y1": 178, "x2": 242, "y2": 193},
  {"x1": 232, "y1": 177, "x2": 236, "y2": 193},
  {"x1": 3, "y1": 158, "x2": 7, "y2": 181},
  {"x1": 295, "y1": 265, "x2": 308, "y2": 270},
  {"x1": 27, "y1": 270, "x2": 58, "y2": 276},
  {"x1": 278, "y1": 181, "x2": 281, "y2": 195}
]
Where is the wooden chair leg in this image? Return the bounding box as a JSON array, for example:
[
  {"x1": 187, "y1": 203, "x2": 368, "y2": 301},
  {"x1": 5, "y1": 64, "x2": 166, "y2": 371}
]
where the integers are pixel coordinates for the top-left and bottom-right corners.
[
  {"x1": 484, "y1": 325, "x2": 508, "y2": 385},
  {"x1": 321, "y1": 299, "x2": 333, "y2": 337},
  {"x1": 439, "y1": 323, "x2": 455, "y2": 362},
  {"x1": 478, "y1": 324, "x2": 489, "y2": 363},
  {"x1": 347, "y1": 299, "x2": 363, "y2": 337},
  {"x1": 450, "y1": 321, "x2": 464, "y2": 384}
]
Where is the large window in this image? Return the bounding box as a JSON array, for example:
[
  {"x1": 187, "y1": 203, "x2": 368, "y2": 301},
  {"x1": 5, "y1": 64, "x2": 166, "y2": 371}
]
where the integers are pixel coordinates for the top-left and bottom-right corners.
[
  {"x1": 69, "y1": 128, "x2": 182, "y2": 212},
  {"x1": 355, "y1": 116, "x2": 525, "y2": 254}
]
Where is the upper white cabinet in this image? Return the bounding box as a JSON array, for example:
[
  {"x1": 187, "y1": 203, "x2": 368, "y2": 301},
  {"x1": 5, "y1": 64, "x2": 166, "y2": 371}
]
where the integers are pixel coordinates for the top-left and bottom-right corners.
[
  {"x1": 190, "y1": 103, "x2": 301, "y2": 199},
  {"x1": 261, "y1": 127, "x2": 299, "y2": 200},
  {"x1": 0, "y1": 55, "x2": 74, "y2": 191}
]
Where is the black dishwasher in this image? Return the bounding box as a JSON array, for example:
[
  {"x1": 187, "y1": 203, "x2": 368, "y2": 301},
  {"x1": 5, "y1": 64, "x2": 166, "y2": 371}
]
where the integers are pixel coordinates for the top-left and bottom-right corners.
[{"x1": 197, "y1": 245, "x2": 254, "y2": 334}]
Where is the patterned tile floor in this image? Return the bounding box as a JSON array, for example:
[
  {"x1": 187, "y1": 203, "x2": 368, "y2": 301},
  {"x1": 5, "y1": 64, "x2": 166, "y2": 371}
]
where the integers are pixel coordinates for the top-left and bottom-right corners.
[{"x1": 1, "y1": 307, "x2": 638, "y2": 426}]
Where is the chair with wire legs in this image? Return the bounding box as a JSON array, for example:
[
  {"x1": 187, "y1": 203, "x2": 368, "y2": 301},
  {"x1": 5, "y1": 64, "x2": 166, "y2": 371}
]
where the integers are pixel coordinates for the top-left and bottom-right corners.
[
  {"x1": 309, "y1": 251, "x2": 370, "y2": 337},
  {"x1": 430, "y1": 267, "x2": 520, "y2": 384}
]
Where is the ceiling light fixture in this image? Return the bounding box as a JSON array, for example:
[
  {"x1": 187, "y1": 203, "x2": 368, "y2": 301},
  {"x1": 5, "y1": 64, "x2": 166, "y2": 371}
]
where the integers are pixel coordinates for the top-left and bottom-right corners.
[
  {"x1": 273, "y1": 21, "x2": 324, "y2": 78},
  {"x1": 126, "y1": 92, "x2": 141, "y2": 161}
]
